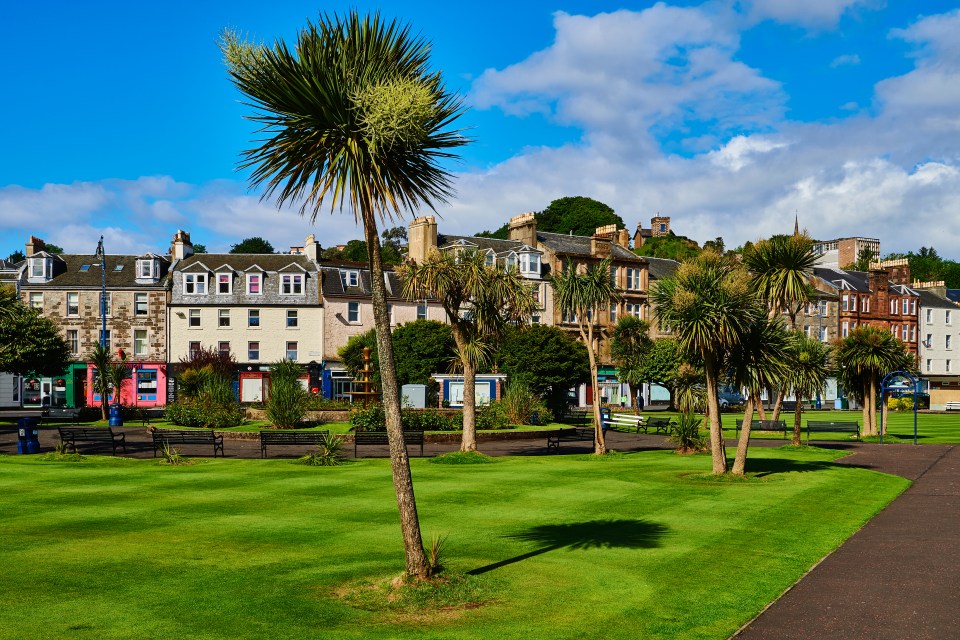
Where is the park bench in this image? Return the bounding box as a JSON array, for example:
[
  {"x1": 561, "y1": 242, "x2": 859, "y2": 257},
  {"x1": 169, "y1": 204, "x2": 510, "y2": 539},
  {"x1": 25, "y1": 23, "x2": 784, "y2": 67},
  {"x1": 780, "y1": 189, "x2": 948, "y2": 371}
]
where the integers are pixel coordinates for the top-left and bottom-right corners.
[
  {"x1": 353, "y1": 431, "x2": 424, "y2": 458},
  {"x1": 604, "y1": 413, "x2": 646, "y2": 433},
  {"x1": 945, "y1": 401, "x2": 960, "y2": 411},
  {"x1": 152, "y1": 429, "x2": 224, "y2": 457},
  {"x1": 734, "y1": 419, "x2": 788, "y2": 439},
  {"x1": 806, "y1": 420, "x2": 860, "y2": 443},
  {"x1": 139, "y1": 407, "x2": 167, "y2": 426},
  {"x1": 58, "y1": 426, "x2": 126, "y2": 455},
  {"x1": 259, "y1": 430, "x2": 330, "y2": 458},
  {"x1": 546, "y1": 427, "x2": 595, "y2": 452},
  {"x1": 563, "y1": 410, "x2": 592, "y2": 427},
  {"x1": 42, "y1": 407, "x2": 81, "y2": 426},
  {"x1": 645, "y1": 417, "x2": 674, "y2": 435}
]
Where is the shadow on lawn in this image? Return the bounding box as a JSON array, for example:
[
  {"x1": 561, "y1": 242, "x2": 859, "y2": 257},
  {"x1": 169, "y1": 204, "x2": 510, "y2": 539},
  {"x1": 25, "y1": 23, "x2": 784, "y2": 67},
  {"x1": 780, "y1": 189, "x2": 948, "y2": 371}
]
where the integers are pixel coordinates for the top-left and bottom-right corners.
[
  {"x1": 735, "y1": 457, "x2": 840, "y2": 477},
  {"x1": 468, "y1": 519, "x2": 668, "y2": 575}
]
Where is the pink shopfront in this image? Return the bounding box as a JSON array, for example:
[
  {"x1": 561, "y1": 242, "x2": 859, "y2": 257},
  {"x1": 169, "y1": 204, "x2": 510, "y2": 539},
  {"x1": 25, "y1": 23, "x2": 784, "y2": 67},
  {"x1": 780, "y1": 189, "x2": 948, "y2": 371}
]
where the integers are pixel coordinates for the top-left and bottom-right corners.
[{"x1": 88, "y1": 361, "x2": 168, "y2": 407}]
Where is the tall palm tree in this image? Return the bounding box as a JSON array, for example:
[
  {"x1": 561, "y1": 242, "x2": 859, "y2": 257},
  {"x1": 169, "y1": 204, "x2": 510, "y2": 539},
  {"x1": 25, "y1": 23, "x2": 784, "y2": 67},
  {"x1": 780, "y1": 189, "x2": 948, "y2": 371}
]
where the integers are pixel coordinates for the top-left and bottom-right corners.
[
  {"x1": 834, "y1": 326, "x2": 913, "y2": 436},
  {"x1": 221, "y1": 12, "x2": 468, "y2": 579},
  {"x1": 743, "y1": 233, "x2": 817, "y2": 420},
  {"x1": 785, "y1": 332, "x2": 832, "y2": 445},
  {"x1": 398, "y1": 249, "x2": 535, "y2": 451},
  {"x1": 652, "y1": 251, "x2": 764, "y2": 473},
  {"x1": 610, "y1": 316, "x2": 653, "y2": 414},
  {"x1": 724, "y1": 315, "x2": 791, "y2": 475},
  {"x1": 108, "y1": 351, "x2": 131, "y2": 407}
]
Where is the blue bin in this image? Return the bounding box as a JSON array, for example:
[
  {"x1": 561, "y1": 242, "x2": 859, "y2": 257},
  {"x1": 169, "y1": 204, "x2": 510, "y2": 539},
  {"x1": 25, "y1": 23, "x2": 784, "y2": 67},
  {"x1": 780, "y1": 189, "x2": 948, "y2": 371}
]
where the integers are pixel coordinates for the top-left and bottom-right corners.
[
  {"x1": 108, "y1": 403, "x2": 123, "y2": 427},
  {"x1": 17, "y1": 418, "x2": 40, "y2": 454}
]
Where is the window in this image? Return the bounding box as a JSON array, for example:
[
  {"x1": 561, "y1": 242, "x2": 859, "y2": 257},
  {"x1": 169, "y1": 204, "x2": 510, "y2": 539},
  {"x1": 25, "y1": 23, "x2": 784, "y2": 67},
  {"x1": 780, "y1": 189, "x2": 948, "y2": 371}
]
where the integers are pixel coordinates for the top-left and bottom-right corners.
[
  {"x1": 218, "y1": 309, "x2": 230, "y2": 328},
  {"x1": 910, "y1": 325, "x2": 916, "y2": 343},
  {"x1": 247, "y1": 273, "x2": 262, "y2": 295},
  {"x1": 926, "y1": 334, "x2": 933, "y2": 347},
  {"x1": 100, "y1": 329, "x2": 112, "y2": 350},
  {"x1": 218, "y1": 341, "x2": 230, "y2": 357},
  {"x1": 610, "y1": 266, "x2": 618, "y2": 288},
  {"x1": 626, "y1": 268, "x2": 642, "y2": 290},
  {"x1": 340, "y1": 270, "x2": 359, "y2": 288},
  {"x1": 67, "y1": 329, "x2": 79, "y2": 354},
  {"x1": 137, "y1": 259, "x2": 155, "y2": 279},
  {"x1": 188, "y1": 309, "x2": 201, "y2": 328},
  {"x1": 804, "y1": 325, "x2": 812, "y2": 338},
  {"x1": 184, "y1": 273, "x2": 207, "y2": 295},
  {"x1": 286, "y1": 309, "x2": 298, "y2": 328},
  {"x1": 137, "y1": 370, "x2": 158, "y2": 398},
  {"x1": 659, "y1": 223, "x2": 666, "y2": 232},
  {"x1": 134, "y1": 293, "x2": 148, "y2": 316},
  {"x1": 281, "y1": 274, "x2": 304, "y2": 295},
  {"x1": 506, "y1": 253, "x2": 517, "y2": 270},
  {"x1": 927, "y1": 359, "x2": 932, "y2": 372},
  {"x1": 217, "y1": 272, "x2": 232, "y2": 295},
  {"x1": 861, "y1": 297, "x2": 870, "y2": 313},
  {"x1": 525, "y1": 253, "x2": 540, "y2": 274},
  {"x1": 99, "y1": 292, "x2": 112, "y2": 316},
  {"x1": 903, "y1": 324, "x2": 911, "y2": 341},
  {"x1": 892, "y1": 325, "x2": 900, "y2": 339},
  {"x1": 927, "y1": 309, "x2": 933, "y2": 323},
  {"x1": 248, "y1": 341, "x2": 260, "y2": 361},
  {"x1": 626, "y1": 303, "x2": 643, "y2": 318},
  {"x1": 189, "y1": 341, "x2": 201, "y2": 358},
  {"x1": 28, "y1": 292, "x2": 42, "y2": 309},
  {"x1": 387, "y1": 304, "x2": 395, "y2": 325},
  {"x1": 819, "y1": 326, "x2": 828, "y2": 342},
  {"x1": 842, "y1": 321, "x2": 849, "y2": 338},
  {"x1": 841, "y1": 295, "x2": 849, "y2": 312},
  {"x1": 947, "y1": 335, "x2": 952, "y2": 350},
  {"x1": 248, "y1": 309, "x2": 260, "y2": 327},
  {"x1": 134, "y1": 329, "x2": 147, "y2": 356},
  {"x1": 348, "y1": 302, "x2": 360, "y2": 323},
  {"x1": 286, "y1": 341, "x2": 298, "y2": 360},
  {"x1": 890, "y1": 298, "x2": 899, "y2": 315},
  {"x1": 29, "y1": 257, "x2": 50, "y2": 279},
  {"x1": 948, "y1": 359, "x2": 952, "y2": 373},
  {"x1": 417, "y1": 303, "x2": 427, "y2": 320},
  {"x1": 947, "y1": 310, "x2": 952, "y2": 325},
  {"x1": 66, "y1": 292, "x2": 79, "y2": 316},
  {"x1": 609, "y1": 305, "x2": 618, "y2": 323},
  {"x1": 909, "y1": 299, "x2": 917, "y2": 315},
  {"x1": 562, "y1": 309, "x2": 577, "y2": 324},
  {"x1": 484, "y1": 251, "x2": 495, "y2": 267},
  {"x1": 531, "y1": 312, "x2": 541, "y2": 325},
  {"x1": 114, "y1": 264, "x2": 124, "y2": 272}
]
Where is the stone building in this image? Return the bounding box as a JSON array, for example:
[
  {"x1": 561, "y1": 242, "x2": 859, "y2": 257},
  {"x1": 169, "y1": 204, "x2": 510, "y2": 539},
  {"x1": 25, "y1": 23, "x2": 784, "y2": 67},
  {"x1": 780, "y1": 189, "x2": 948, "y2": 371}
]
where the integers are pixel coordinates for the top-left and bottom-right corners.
[
  {"x1": 913, "y1": 282, "x2": 960, "y2": 409},
  {"x1": 18, "y1": 237, "x2": 171, "y2": 408},
  {"x1": 632, "y1": 215, "x2": 671, "y2": 248}
]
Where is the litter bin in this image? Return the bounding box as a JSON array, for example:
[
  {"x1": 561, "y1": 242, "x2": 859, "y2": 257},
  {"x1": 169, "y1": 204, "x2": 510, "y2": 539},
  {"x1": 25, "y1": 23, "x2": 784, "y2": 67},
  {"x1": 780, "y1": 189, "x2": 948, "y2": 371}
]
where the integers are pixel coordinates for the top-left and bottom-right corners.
[
  {"x1": 17, "y1": 418, "x2": 40, "y2": 454},
  {"x1": 109, "y1": 403, "x2": 123, "y2": 427},
  {"x1": 599, "y1": 407, "x2": 611, "y2": 430}
]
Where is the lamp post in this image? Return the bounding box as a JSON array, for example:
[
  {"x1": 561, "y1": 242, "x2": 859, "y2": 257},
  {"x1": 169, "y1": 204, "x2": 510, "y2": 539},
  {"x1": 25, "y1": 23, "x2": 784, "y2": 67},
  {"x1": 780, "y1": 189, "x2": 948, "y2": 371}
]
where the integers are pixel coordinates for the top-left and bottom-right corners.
[{"x1": 95, "y1": 236, "x2": 107, "y2": 348}]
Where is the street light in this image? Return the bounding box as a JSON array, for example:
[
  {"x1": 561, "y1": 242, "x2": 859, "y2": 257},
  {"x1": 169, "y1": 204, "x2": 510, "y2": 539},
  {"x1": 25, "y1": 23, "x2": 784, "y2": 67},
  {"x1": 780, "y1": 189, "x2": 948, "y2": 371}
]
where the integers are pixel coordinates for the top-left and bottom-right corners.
[{"x1": 94, "y1": 236, "x2": 106, "y2": 348}]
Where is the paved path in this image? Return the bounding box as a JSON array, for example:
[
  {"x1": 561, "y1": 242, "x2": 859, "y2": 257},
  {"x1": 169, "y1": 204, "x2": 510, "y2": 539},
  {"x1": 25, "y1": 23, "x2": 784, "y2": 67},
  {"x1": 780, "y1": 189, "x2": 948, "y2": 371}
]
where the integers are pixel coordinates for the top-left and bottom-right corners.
[
  {"x1": 5, "y1": 425, "x2": 958, "y2": 638},
  {"x1": 734, "y1": 443, "x2": 960, "y2": 640}
]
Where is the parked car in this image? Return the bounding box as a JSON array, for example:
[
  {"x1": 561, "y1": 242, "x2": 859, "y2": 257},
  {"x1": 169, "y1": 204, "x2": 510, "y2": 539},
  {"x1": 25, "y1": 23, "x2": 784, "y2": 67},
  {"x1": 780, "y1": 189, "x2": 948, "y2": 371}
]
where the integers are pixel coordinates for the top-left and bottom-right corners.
[{"x1": 718, "y1": 390, "x2": 745, "y2": 409}]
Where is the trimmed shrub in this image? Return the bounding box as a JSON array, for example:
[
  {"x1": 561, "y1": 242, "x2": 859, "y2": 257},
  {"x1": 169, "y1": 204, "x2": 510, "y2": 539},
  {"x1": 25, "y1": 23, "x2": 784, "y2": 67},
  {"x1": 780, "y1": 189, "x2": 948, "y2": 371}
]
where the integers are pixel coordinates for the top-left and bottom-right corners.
[{"x1": 266, "y1": 360, "x2": 311, "y2": 428}]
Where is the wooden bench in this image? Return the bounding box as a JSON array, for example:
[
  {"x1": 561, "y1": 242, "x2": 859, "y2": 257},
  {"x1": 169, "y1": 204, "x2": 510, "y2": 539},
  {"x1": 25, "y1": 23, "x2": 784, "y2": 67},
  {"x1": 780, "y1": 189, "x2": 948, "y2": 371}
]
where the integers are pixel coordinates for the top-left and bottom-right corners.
[
  {"x1": 58, "y1": 426, "x2": 126, "y2": 455},
  {"x1": 259, "y1": 430, "x2": 330, "y2": 458},
  {"x1": 806, "y1": 421, "x2": 860, "y2": 442},
  {"x1": 734, "y1": 419, "x2": 788, "y2": 439},
  {"x1": 563, "y1": 410, "x2": 592, "y2": 427},
  {"x1": 547, "y1": 427, "x2": 595, "y2": 452},
  {"x1": 945, "y1": 401, "x2": 960, "y2": 411},
  {"x1": 42, "y1": 407, "x2": 81, "y2": 426},
  {"x1": 353, "y1": 431, "x2": 424, "y2": 458},
  {"x1": 152, "y1": 429, "x2": 224, "y2": 457},
  {"x1": 139, "y1": 407, "x2": 166, "y2": 426},
  {"x1": 645, "y1": 417, "x2": 674, "y2": 435},
  {"x1": 604, "y1": 413, "x2": 646, "y2": 433}
]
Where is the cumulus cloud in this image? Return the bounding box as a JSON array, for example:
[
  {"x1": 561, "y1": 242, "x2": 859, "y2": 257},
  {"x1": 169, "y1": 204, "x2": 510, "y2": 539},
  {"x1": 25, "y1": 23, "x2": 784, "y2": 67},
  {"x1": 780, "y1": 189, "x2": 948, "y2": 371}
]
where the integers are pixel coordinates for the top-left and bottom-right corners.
[
  {"x1": 740, "y1": 0, "x2": 878, "y2": 28},
  {"x1": 830, "y1": 53, "x2": 861, "y2": 67}
]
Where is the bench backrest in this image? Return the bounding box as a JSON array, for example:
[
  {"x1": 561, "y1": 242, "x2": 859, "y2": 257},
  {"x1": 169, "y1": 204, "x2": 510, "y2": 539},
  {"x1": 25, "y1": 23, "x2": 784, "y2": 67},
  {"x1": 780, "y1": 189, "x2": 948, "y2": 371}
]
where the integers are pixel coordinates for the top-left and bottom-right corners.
[
  {"x1": 355, "y1": 431, "x2": 424, "y2": 444},
  {"x1": 153, "y1": 430, "x2": 218, "y2": 441},
  {"x1": 807, "y1": 421, "x2": 859, "y2": 428},
  {"x1": 260, "y1": 431, "x2": 329, "y2": 444},
  {"x1": 734, "y1": 419, "x2": 786, "y2": 428},
  {"x1": 59, "y1": 427, "x2": 114, "y2": 438}
]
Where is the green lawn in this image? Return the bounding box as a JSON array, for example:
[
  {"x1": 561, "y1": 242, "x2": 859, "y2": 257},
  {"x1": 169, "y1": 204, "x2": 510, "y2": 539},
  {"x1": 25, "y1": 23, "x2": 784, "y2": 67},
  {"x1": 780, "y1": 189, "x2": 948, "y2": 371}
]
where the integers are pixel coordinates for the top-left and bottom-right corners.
[{"x1": 0, "y1": 447, "x2": 907, "y2": 639}]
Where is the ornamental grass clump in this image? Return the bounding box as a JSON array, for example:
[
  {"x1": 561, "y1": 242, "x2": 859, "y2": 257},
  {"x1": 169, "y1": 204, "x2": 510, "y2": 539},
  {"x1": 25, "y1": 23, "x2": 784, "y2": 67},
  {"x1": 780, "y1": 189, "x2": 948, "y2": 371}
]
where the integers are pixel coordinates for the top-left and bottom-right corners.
[
  {"x1": 297, "y1": 435, "x2": 346, "y2": 466},
  {"x1": 671, "y1": 412, "x2": 707, "y2": 454},
  {"x1": 266, "y1": 359, "x2": 311, "y2": 428}
]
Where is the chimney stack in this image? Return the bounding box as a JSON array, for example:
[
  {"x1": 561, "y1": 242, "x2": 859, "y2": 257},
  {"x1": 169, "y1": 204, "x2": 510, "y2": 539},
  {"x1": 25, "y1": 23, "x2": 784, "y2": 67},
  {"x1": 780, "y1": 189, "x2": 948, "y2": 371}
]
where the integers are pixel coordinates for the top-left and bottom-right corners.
[
  {"x1": 25, "y1": 236, "x2": 46, "y2": 258},
  {"x1": 303, "y1": 234, "x2": 320, "y2": 262},
  {"x1": 508, "y1": 212, "x2": 538, "y2": 248},
  {"x1": 407, "y1": 216, "x2": 438, "y2": 264},
  {"x1": 170, "y1": 229, "x2": 194, "y2": 261}
]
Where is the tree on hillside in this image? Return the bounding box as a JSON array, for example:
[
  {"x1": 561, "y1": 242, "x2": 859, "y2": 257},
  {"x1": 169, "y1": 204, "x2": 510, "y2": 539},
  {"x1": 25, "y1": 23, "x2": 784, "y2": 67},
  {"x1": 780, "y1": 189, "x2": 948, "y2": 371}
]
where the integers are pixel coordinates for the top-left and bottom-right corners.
[
  {"x1": 538, "y1": 196, "x2": 624, "y2": 237},
  {"x1": 222, "y1": 11, "x2": 468, "y2": 579},
  {"x1": 230, "y1": 237, "x2": 275, "y2": 254},
  {"x1": 550, "y1": 257, "x2": 620, "y2": 454},
  {"x1": 652, "y1": 251, "x2": 764, "y2": 474},
  {"x1": 634, "y1": 234, "x2": 701, "y2": 261},
  {"x1": 496, "y1": 324, "x2": 590, "y2": 416},
  {"x1": 399, "y1": 249, "x2": 534, "y2": 451}
]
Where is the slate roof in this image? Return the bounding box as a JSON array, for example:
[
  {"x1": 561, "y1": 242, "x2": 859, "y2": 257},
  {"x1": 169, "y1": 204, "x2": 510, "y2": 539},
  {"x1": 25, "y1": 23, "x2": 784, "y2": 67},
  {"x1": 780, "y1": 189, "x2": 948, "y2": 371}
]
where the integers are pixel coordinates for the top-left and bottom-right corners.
[
  {"x1": 175, "y1": 253, "x2": 316, "y2": 273},
  {"x1": 537, "y1": 231, "x2": 643, "y2": 262},
  {"x1": 645, "y1": 257, "x2": 679, "y2": 280},
  {"x1": 438, "y1": 234, "x2": 534, "y2": 254},
  {"x1": 21, "y1": 254, "x2": 171, "y2": 289},
  {"x1": 947, "y1": 289, "x2": 960, "y2": 304},
  {"x1": 814, "y1": 267, "x2": 871, "y2": 292},
  {"x1": 319, "y1": 264, "x2": 405, "y2": 299},
  {"x1": 918, "y1": 289, "x2": 959, "y2": 310}
]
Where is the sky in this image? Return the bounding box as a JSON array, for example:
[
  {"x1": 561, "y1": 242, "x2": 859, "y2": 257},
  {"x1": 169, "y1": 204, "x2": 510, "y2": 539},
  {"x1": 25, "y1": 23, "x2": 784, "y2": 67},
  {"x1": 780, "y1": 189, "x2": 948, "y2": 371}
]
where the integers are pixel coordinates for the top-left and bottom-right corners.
[{"x1": 2, "y1": 0, "x2": 960, "y2": 259}]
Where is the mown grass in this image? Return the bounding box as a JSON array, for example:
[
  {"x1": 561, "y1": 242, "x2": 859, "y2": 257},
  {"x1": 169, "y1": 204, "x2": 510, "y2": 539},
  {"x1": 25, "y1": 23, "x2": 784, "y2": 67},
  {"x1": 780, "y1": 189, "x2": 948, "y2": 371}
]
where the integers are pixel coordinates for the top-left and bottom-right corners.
[{"x1": 0, "y1": 446, "x2": 906, "y2": 639}]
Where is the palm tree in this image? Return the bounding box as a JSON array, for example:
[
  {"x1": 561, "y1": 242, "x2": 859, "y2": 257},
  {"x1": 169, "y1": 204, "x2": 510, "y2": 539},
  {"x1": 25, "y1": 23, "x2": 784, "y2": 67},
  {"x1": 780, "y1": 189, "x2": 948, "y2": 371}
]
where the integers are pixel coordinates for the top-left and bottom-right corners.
[
  {"x1": 89, "y1": 343, "x2": 113, "y2": 421},
  {"x1": 651, "y1": 251, "x2": 764, "y2": 474},
  {"x1": 610, "y1": 316, "x2": 653, "y2": 414},
  {"x1": 549, "y1": 258, "x2": 620, "y2": 454},
  {"x1": 743, "y1": 233, "x2": 817, "y2": 420},
  {"x1": 785, "y1": 332, "x2": 832, "y2": 446},
  {"x1": 221, "y1": 12, "x2": 468, "y2": 579},
  {"x1": 398, "y1": 249, "x2": 535, "y2": 451},
  {"x1": 834, "y1": 326, "x2": 914, "y2": 436},
  {"x1": 724, "y1": 315, "x2": 791, "y2": 475},
  {"x1": 108, "y1": 351, "x2": 131, "y2": 407}
]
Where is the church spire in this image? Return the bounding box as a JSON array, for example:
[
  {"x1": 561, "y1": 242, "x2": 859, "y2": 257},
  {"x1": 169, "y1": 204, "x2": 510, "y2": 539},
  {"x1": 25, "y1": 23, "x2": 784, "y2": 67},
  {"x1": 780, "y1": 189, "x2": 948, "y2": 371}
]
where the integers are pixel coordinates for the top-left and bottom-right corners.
[{"x1": 793, "y1": 211, "x2": 799, "y2": 237}]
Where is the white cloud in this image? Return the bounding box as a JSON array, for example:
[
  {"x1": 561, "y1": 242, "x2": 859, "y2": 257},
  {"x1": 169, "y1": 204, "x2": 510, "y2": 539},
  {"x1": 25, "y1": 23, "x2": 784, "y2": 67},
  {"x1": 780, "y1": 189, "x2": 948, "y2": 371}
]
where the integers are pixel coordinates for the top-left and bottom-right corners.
[
  {"x1": 830, "y1": 53, "x2": 861, "y2": 67},
  {"x1": 740, "y1": 0, "x2": 877, "y2": 28},
  {"x1": 708, "y1": 135, "x2": 790, "y2": 171},
  {"x1": 0, "y1": 182, "x2": 110, "y2": 229}
]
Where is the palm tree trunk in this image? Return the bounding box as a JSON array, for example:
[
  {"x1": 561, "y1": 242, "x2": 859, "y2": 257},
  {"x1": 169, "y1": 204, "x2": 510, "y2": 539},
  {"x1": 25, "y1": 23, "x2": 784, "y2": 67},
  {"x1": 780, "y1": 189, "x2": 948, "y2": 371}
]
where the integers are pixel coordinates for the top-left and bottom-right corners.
[
  {"x1": 771, "y1": 387, "x2": 785, "y2": 422},
  {"x1": 583, "y1": 323, "x2": 605, "y2": 455},
  {"x1": 881, "y1": 393, "x2": 888, "y2": 436},
  {"x1": 792, "y1": 395, "x2": 803, "y2": 446},
  {"x1": 869, "y1": 381, "x2": 878, "y2": 436},
  {"x1": 630, "y1": 383, "x2": 640, "y2": 415},
  {"x1": 732, "y1": 397, "x2": 755, "y2": 475},
  {"x1": 755, "y1": 392, "x2": 767, "y2": 420},
  {"x1": 461, "y1": 358, "x2": 477, "y2": 452},
  {"x1": 364, "y1": 224, "x2": 429, "y2": 579},
  {"x1": 862, "y1": 382, "x2": 872, "y2": 436},
  {"x1": 703, "y1": 353, "x2": 726, "y2": 474}
]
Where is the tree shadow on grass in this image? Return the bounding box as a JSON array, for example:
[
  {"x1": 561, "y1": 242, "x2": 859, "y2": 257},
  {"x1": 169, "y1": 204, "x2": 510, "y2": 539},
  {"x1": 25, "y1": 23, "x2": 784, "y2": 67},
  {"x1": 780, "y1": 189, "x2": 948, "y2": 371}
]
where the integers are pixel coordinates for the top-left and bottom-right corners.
[
  {"x1": 733, "y1": 456, "x2": 841, "y2": 478},
  {"x1": 468, "y1": 519, "x2": 668, "y2": 575}
]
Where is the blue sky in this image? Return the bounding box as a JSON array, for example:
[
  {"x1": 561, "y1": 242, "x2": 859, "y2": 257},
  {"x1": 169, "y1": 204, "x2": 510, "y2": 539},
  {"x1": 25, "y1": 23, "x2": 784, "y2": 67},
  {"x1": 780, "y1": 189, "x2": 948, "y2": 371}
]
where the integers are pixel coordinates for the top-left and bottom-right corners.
[{"x1": 2, "y1": 1, "x2": 960, "y2": 258}]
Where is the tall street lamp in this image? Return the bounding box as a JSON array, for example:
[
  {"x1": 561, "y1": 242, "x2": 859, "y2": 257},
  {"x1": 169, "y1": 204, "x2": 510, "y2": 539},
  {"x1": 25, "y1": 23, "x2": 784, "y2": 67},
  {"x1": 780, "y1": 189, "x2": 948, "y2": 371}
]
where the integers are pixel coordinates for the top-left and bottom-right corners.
[{"x1": 95, "y1": 236, "x2": 106, "y2": 348}]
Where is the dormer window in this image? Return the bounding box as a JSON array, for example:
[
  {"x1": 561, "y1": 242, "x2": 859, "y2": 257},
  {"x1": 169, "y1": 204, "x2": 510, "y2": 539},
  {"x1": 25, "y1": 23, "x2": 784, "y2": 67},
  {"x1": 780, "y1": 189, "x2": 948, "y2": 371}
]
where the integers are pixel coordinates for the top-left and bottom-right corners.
[
  {"x1": 339, "y1": 269, "x2": 359, "y2": 288},
  {"x1": 184, "y1": 273, "x2": 207, "y2": 295},
  {"x1": 137, "y1": 258, "x2": 157, "y2": 279},
  {"x1": 505, "y1": 252, "x2": 517, "y2": 270},
  {"x1": 519, "y1": 252, "x2": 540, "y2": 276},
  {"x1": 247, "y1": 272, "x2": 263, "y2": 295},
  {"x1": 485, "y1": 250, "x2": 495, "y2": 267},
  {"x1": 28, "y1": 256, "x2": 52, "y2": 280},
  {"x1": 281, "y1": 274, "x2": 304, "y2": 295},
  {"x1": 216, "y1": 272, "x2": 233, "y2": 295}
]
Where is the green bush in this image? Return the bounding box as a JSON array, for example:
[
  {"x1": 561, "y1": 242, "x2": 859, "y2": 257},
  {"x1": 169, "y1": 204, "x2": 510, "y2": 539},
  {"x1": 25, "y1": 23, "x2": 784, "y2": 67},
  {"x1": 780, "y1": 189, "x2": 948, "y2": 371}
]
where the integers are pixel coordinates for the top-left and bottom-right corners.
[
  {"x1": 165, "y1": 401, "x2": 245, "y2": 430},
  {"x1": 266, "y1": 360, "x2": 310, "y2": 428},
  {"x1": 350, "y1": 404, "x2": 386, "y2": 431},
  {"x1": 475, "y1": 402, "x2": 510, "y2": 430},
  {"x1": 670, "y1": 412, "x2": 707, "y2": 453},
  {"x1": 501, "y1": 383, "x2": 553, "y2": 425},
  {"x1": 297, "y1": 435, "x2": 346, "y2": 466}
]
